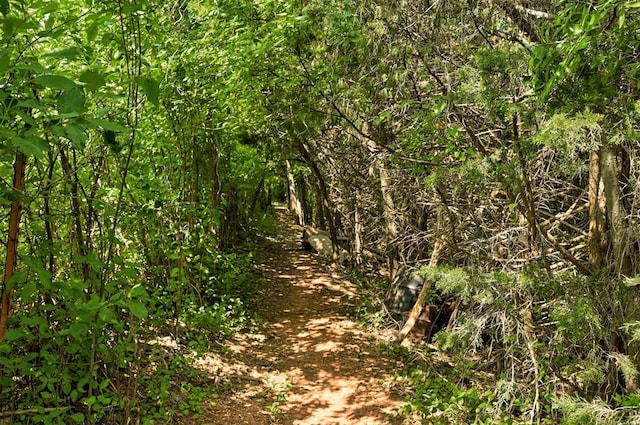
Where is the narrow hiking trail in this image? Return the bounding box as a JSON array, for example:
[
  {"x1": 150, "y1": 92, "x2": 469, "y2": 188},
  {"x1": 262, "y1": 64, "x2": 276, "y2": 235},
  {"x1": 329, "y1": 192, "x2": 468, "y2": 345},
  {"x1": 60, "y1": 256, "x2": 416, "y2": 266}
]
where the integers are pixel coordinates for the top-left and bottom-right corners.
[{"x1": 181, "y1": 207, "x2": 409, "y2": 424}]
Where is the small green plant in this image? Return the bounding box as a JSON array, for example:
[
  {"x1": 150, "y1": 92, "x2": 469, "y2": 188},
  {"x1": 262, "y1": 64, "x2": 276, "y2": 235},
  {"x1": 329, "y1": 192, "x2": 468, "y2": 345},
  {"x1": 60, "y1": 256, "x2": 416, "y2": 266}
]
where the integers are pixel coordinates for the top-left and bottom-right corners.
[
  {"x1": 266, "y1": 378, "x2": 292, "y2": 422},
  {"x1": 399, "y1": 368, "x2": 498, "y2": 424}
]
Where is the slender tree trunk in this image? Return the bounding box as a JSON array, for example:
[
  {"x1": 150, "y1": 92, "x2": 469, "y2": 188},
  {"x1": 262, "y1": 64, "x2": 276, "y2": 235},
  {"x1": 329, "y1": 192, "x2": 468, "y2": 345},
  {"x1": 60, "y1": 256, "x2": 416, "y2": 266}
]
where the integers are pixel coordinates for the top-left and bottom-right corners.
[
  {"x1": 298, "y1": 141, "x2": 339, "y2": 263},
  {"x1": 353, "y1": 191, "x2": 363, "y2": 265},
  {"x1": 60, "y1": 148, "x2": 90, "y2": 284},
  {"x1": 601, "y1": 143, "x2": 631, "y2": 276},
  {"x1": 378, "y1": 160, "x2": 398, "y2": 269},
  {"x1": 0, "y1": 152, "x2": 26, "y2": 343},
  {"x1": 250, "y1": 177, "x2": 265, "y2": 214},
  {"x1": 286, "y1": 160, "x2": 305, "y2": 225},
  {"x1": 588, "y1": 150, "x2": 607, "y2": 268}
]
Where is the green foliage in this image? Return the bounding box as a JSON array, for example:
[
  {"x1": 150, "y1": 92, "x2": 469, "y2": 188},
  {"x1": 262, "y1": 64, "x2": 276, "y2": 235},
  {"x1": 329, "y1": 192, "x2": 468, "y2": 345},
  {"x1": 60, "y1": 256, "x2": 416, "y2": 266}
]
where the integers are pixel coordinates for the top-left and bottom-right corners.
[
  {"x1": 400, "y1": 369, "x2": 499, "y2": 424},
  {"x1": 411, "y1": 269, "x2": 633, "y2": 423}
]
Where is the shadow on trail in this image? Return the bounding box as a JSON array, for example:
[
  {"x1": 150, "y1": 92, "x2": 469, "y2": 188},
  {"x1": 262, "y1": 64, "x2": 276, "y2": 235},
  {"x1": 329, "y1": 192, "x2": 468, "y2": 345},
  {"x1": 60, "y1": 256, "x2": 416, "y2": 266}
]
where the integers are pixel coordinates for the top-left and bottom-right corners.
[{"x1": 181, "y1": 206, "x2": 406, "y2": 425}]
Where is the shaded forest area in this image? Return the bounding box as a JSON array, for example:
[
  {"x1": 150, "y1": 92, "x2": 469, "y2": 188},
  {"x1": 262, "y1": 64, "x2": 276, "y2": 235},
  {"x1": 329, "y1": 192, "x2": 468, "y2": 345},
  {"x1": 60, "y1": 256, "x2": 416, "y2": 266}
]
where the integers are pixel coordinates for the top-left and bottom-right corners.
[{"x1": 1, "y1": 0, "x2": 640, "y2": 423}]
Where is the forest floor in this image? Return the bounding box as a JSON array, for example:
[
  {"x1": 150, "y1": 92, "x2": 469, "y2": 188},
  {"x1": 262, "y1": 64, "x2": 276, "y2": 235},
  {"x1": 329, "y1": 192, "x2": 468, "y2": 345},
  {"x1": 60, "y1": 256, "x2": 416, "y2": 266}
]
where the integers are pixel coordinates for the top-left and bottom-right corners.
[{"x1": 177, "y1": 206, "x2": 411, "y2": 424}]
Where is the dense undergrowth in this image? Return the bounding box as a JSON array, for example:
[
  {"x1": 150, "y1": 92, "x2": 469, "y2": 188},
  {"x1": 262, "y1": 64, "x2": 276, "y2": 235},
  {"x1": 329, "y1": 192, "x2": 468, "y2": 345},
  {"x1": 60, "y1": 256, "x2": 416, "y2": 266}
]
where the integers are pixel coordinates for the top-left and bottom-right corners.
[
  {"x1": 0, "y1": 211, "x2": 276, "y2": 424},
  {"x1": 351, "y1": 268, "x2": 640, "y2": 424}
]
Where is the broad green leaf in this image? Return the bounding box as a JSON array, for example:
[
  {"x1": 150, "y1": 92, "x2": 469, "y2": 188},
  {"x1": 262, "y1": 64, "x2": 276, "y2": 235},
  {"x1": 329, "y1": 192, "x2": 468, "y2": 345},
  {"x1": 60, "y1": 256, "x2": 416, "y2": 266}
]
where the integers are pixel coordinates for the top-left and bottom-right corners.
[
  {"x1": 138, "y1": 76, "x2": 160, "y2": 106},
  {"x1": 6, "y1": 270, "x2": 26, "y2": 289},
  {"x1": 74, "y1": 253, "x2": 105, "y2": 271},
  {"x1": 12, "y1": 135, "x2": 49, "y2": 158},
  {"x1": 16, "y1": 99, "x2": 51, "y2": 112},
  {"x1": 0, "y1": 0, "x2": 8, "y2": 16},
  {"x1": 65, "y1": 124, "x2": 88, "y2": 150},
  {"x1": 33, "y1": 74, "x2": 77, "y2": 90},
  {"x1": 87, "y1": 118, "x2": 129, "y2": 132},
  {"x1": 627, "y1": 1, "x2": 640, "y2": 8},
  {"x1": 16, "y1": 110, "x2": 36, "y2": 127},
  {"x1": 57, "y1": 87, "x2": 86, "y2": 113},
  {"x1": 98, "y1": 307, "x2": 117, "y2": 324},
  {"x1": 45, "y1": 48, "x2": 81, "y2": 59},
  {"x1": 128, "y1": 300, "x2": 148, "y2": 319},
  {"x1": 3, "y1": 328, "x2": 26, "y2": 341},
  {"x1": 123, "y1": 3, "x2": 143, "y2": 13},
  {"x1": 128, "y1": 284, "x2": 148, "y2": 299},
  {"x1": 67, "y1": 322, "x2": 88, "y2": 340},
  {"x1": 18, "y1": 281, "x2": 37, "y2": 302},
  {"x1": 0, "y1": 51, "x2": 9, "y2": 73},
  {"x1": 79, "y1": 70, "x2": 105, "y2": 93},
  {"x1": 69, "y1": 413, "x2": 85, "y2": 423}
]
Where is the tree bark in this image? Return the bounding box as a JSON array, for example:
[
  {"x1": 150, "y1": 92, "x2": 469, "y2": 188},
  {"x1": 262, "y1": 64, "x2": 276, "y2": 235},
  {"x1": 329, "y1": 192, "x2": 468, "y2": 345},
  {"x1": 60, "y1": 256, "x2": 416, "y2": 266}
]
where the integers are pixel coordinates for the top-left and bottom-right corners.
[
  {"x1": 297, "y1": 141, "x2": 339, "y2": 263},
  {"x1": 588, "y1": 150, "x2": 607, "y2": 269},
  {"x1": 0, "y1": 152, "x2": 26, "y2": 343},
  {"x1": 353, "y1": 191, "x2": 363, "y2": 265},
  {"x1": 286, "y1": 160, "x2": 305, "y2": 225},
  {"x1": 601, "y1": 143, "x2": 631, "y2": 276}
]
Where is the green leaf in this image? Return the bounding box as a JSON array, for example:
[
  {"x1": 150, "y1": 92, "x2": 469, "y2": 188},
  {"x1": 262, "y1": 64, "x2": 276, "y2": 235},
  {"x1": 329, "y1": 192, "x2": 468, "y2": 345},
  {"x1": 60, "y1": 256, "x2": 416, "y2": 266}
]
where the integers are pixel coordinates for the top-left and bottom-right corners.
[
  {"x1": 16, "y1": 99, "x2": 50, "y2": 112},
  {"x1": 79, "y1": 70, "x2": 105, "y2": 93},
  {"x1": 627, "y1": 1, "x2": 640, "y2": 8},
  {"x1": 123, "y1": 3, "x2": 143, "y2": 13},
  {"x1": 57, "y1": 87, "x2": 86, "y2": 113},
  {"x1": 3, "y1": 328, "x2": 26, "y2": 341},
  {"x1": 87, "y1": 118, "x2": 129, "y2": 132},
  {"x1": 128, "y1": 284, "x2": 148, "y2": 299},
  {"x1": 128, "y1": 300, "x2": 148, "y2": 319},
  {"x1": 45, "y1": 48, "x2": 81, "y2": 59},
  {"x1": 0, "y1": 51, "x2": 9, "y2": 73},
  {"x1": 23, "y1": 255, "x2": 52, "y2": 288},
  {"x1": 6, "y1": 270, "x2": 26, "y2": 288},
  {"x1": 33, "y1": 74, "x2": 77, "y2": 90},
  {"x1": 138, "y1": 76, "x2": 160, "y2": 106},
  {"x1": 69, "y1": 413, "x2": 85, "y2": 423},
  {"x1": 65, "y1": 124, "x2": 88, "y2": 150},
  {"x1": 0, "y1": 0, "x2": 8, "y2": 16},
  {"x1": 12, "y1": 135, "x2": 49, "y2": 158},
  {"x1": 432, "y1": 101, "x2": 447, "y2": 116},
  {"x1": 18, "y1": 281, "x2": 37, "y2": 302},
  {"x1": 99, "y1": 378, "x2": 110, "y2": 390},
  {"x1": 98, "y1": 307, "x2": 117, "y2": 324}
]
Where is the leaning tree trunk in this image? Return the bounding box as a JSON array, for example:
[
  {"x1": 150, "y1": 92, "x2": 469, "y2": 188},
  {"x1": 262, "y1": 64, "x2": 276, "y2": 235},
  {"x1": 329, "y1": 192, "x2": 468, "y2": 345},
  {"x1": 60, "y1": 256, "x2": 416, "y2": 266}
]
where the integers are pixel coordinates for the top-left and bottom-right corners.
[{"x1": 298, "y1": 141, "x2": 339, "y2": 263}]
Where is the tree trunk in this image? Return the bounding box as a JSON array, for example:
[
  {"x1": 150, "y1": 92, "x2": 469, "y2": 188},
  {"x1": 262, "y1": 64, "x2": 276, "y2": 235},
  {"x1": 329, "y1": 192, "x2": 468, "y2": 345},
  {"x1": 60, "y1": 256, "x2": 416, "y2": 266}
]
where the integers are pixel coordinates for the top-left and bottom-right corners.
[
  {"x1": 0, "y1": 152, "x2": 26, "y2": 343},
  {"x1": 588, "y1": 150, "x2": 607, "y2": 268},
  {"x1": 353, "y1": 191, "x2": 363, "y2": 265},
  {"x1": 377, "y1": 159, "x2": 399, "y2": 274},
  {"x1": 601, "y1": 143, "x2": 631, "y2": 276},
  {"x1": 286, "y1": 160, "x2": 305, "y2": 225},
  {"x1": 298, "y1": 141, "x2": 339, "y2": 263}
]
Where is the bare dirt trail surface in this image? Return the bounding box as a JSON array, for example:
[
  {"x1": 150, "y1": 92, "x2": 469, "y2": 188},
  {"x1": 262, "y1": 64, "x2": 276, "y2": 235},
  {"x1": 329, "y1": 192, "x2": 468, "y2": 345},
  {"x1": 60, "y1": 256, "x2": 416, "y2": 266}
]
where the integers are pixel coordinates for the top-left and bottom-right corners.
[{"x1": 182, "y1": 206, "x2": 407, "y2": 424}]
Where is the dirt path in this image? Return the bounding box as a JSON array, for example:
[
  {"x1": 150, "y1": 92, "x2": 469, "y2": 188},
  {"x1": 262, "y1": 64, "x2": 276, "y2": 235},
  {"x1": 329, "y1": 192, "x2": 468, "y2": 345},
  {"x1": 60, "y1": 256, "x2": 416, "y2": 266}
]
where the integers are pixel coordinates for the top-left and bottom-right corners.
[{"x1": 182, "y1": 207, "x2": 407, "y2": 424}]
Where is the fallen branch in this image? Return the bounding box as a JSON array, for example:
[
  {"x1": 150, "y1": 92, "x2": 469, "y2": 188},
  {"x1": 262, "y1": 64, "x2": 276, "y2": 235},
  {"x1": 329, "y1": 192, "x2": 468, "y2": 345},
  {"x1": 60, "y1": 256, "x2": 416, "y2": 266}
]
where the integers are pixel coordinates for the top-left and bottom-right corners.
[
  {"x1": 0, "y1": 407, "x2": 71, "y2": 418},
  {"x1": 396, "y1": 279, "x2": 433, "y2": 344}
]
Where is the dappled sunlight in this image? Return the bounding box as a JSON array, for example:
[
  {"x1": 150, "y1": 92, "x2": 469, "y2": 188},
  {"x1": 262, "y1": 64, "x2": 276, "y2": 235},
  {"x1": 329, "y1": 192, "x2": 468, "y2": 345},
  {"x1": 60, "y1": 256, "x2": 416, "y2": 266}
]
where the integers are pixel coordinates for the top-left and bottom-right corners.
[{"x1": 183, "y1": 208, "x2": 406, "y2": 425}]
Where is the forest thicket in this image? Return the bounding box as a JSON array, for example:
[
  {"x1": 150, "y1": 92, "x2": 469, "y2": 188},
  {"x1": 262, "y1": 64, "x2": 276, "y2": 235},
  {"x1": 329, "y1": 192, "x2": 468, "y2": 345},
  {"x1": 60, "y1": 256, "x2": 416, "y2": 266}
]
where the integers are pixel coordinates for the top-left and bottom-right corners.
[{"x1": 1, "y1": 0, "x2": 640, "y2": 424}]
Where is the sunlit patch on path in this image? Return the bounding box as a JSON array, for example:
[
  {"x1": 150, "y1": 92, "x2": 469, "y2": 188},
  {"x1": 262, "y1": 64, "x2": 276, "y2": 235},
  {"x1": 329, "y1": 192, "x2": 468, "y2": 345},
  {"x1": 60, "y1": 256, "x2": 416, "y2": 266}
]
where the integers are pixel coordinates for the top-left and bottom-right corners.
[{"x1": 178, "y1": 207, "x2": 407, "y2": 424}]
